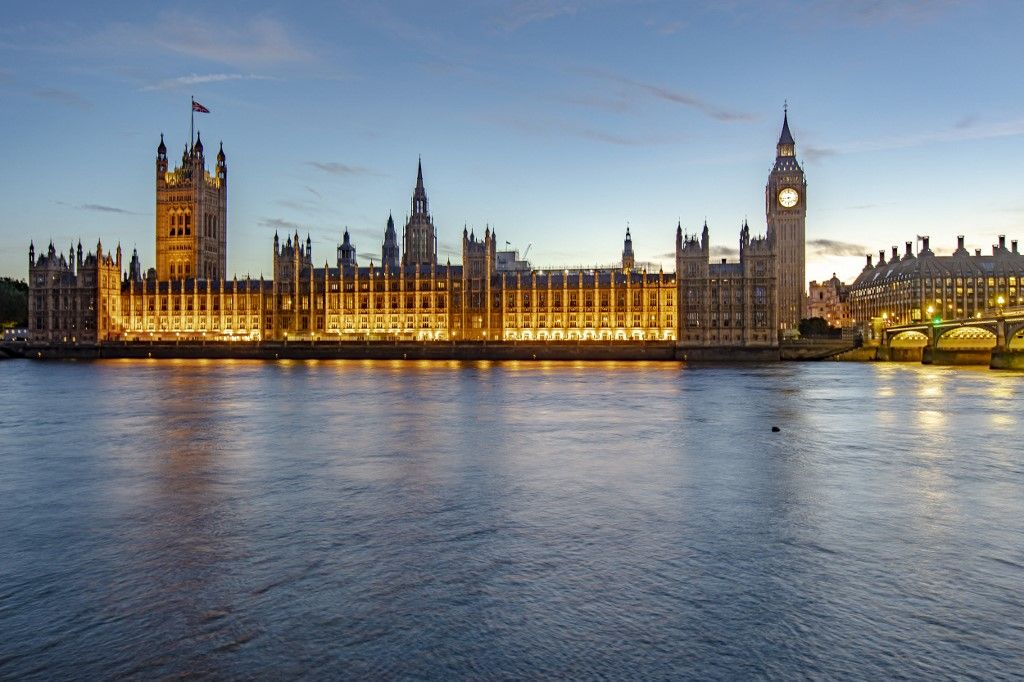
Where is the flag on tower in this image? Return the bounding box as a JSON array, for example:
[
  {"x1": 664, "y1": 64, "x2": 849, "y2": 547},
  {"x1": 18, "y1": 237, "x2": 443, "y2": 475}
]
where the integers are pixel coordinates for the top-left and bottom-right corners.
[{"x1": 192, "y1": 100, "x2": 210, "y2": 113}]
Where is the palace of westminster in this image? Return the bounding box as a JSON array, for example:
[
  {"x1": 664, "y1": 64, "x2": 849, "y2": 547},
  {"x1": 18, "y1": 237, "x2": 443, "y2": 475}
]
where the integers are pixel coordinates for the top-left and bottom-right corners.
[{"x1": 28, "y1": 113, "x2": 811, "y2": 347}]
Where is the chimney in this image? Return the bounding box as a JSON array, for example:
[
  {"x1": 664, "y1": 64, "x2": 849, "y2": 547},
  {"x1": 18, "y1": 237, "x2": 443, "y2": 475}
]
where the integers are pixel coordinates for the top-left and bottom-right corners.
[
  {"x1": 999, "y1": 235, "x2": 1006, "y2": 250},
  {"x1": 1013, "y1": 240, "x2": 1019, "y2": 254},
  {"x1": 958, "y1": 235, "x2": 965, "y2": 250},
  {"x1": 866, "y1": 254, "x2": 873, "y2": 268},
  {"x1": 975, "y1": 249, "x2": 982, "y2": 257},
  {"x1": 891, "y1": 246, "x2": 899, "y2": 262},
  {"x1": 922, "y1": 236, "x2": 930, "y2": 252},
  {"x1": 878, "y1": 250, "x2": 886, "y2": 266},
  {"x1": 721, "y1": 258, "x2": 727, "y2": 265},
  {"x1": 905, "y1": 241, "x2": 913, "y2": 258}
]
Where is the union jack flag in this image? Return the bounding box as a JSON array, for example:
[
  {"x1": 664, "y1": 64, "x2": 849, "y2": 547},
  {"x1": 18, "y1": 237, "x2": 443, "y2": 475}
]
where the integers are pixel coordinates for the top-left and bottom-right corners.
[{"x1": 192, "y1": 100, "x2": 210, "y2": 113}]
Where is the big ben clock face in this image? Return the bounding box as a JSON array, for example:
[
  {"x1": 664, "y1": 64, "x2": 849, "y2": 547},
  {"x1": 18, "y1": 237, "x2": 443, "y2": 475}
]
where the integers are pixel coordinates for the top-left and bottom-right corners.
[{"x1": 778, "y1": 188, "x2": 799, "y2": 208}]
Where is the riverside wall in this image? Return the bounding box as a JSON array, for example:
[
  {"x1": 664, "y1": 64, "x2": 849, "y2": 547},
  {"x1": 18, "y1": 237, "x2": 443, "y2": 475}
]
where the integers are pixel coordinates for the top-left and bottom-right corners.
[{"x1": 12, "y1": 341, "x2": 790, "y2": 363}]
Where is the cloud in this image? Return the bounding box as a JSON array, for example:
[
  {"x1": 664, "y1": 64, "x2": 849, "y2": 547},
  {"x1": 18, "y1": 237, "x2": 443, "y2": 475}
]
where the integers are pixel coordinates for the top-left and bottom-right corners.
[
  {"x1": 142, "y1": 73, "x2": 276, "y2": 91},
  {"x1": 259, "y1": 217, "x2": 305, "y2": 231},
  {"x1": 306, "y1": 161, "x2": 382, "y2": 176},
  {"x1": 563, "y1": 92, "x2": 633, "y2": 114},
  {"x1": 304, "y1": 186, "x2": 322, "y2": 199},
  {"x1": 807, "y1": 239, "x2": 867, "y2": 257},
  {"x1": 954, "y1": 114, "x2": 978, "y2": 129},
  {"x1": 105, "y1": 12, "x2": 312, "y2": 66},
  {"x1": 710, "y1": 245, "x2": 740, "y2": 259},
  {"x1": 581, "y1": 70, "x2": 753, "y2": 123},
  {"x1": 33, "y1": 87, "x2": 91, "y2": 109},
  {"x1": 806, "y1": 116, "x2": 1024, "y2": 159},
  {"x1": 492, "y1": 0, "x2": 588, "y2": 31},
  {"x1": 56, "y1": 200, "x2": 138, "y2": 215},
  {"x1": 803, "y1": 145, "x2": 838, "y2": 162},
  {"x1": 820, "y1": 0, "x2": 964, "y2": 26},
  {"x1": 645, "y1": 18, "x2": 686, "y2": 35},
  {"x1": 490, "y1": 115, "x2": 680, "y2": 146}
]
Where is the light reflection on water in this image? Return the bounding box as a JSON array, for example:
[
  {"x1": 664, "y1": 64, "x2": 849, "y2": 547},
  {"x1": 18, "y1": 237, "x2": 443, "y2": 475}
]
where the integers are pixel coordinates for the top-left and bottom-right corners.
[{"x1": 1, "y1": 360, "x2": 1022, "y2": 678}]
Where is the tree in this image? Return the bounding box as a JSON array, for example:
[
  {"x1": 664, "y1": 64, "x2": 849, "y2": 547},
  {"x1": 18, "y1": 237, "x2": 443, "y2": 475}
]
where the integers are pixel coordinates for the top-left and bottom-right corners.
[
  {"x1": 0, "y1": 277, "x2": 29, "y2": 328},
  {"x1": 798, "y1": 316, "x2": 835, "y2": 338}
]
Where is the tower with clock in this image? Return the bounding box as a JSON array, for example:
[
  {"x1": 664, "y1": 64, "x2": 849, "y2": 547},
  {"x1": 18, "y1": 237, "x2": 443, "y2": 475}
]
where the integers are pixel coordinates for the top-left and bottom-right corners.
[{"x1": 765, "y1": 106, "x2": 807, "y2": 331}]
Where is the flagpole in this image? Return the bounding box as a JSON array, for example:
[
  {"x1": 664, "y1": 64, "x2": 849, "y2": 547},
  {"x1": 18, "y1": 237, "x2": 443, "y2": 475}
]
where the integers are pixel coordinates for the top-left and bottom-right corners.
[{"x1": 190, "y1": 96, "x2": 195, "y2": 150}]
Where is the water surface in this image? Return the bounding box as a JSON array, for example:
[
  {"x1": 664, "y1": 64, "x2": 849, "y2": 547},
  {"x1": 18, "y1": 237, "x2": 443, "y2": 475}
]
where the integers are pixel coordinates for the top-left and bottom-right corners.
[{"x1": 1, "y1": 360, "x2": 1022, "y2": 678}]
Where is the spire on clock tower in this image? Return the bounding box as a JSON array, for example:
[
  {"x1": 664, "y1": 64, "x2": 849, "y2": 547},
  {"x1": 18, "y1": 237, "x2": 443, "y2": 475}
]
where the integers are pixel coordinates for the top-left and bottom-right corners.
[{"x1": 777, "y1": 106, "x2": 795, "y2": 154}]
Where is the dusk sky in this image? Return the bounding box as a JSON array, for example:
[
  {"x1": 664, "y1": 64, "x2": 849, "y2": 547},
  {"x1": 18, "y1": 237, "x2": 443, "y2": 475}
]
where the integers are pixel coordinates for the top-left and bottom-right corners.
[{"x1": 3, "y1": 1, "x2": 1023, "y2": 285}]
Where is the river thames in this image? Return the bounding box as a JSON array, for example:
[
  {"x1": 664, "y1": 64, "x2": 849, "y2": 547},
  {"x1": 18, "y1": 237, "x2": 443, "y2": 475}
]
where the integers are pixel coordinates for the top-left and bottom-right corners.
[{"x1": 1, "y1": 360, "x2": 1022, "y2": 678}]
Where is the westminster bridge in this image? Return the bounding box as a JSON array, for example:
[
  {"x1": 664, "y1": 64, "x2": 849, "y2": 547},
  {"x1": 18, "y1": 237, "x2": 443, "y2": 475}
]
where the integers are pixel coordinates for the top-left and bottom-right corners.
[{"x1": 878, "y1": 308, "x2": 1024, "y2": 369}]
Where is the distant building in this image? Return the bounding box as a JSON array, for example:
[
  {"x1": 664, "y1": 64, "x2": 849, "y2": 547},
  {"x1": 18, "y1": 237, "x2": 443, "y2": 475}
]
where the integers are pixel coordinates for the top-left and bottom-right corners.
[
  {"x1": 807, "y1": 274, "x2": 852, "y2": 328},
  {"x1": 848, "y1": 235, "x2": 1024, "y2": 327}
]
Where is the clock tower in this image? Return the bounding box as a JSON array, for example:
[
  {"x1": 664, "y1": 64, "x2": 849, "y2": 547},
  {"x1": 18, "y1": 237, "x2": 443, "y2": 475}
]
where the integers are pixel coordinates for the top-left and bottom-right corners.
[{"x1": 766, "y1": 107, "x2": 807, "y2": 331}]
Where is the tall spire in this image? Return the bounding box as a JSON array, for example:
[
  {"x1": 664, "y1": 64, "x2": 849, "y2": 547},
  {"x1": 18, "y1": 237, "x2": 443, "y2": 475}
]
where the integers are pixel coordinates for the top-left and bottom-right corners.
[
  {"x1": 411, "y1": 158, "x2": 428, "y2": 216},
  {"x1": 777, "y1": 105, "x2": 795, "y2": 156}
]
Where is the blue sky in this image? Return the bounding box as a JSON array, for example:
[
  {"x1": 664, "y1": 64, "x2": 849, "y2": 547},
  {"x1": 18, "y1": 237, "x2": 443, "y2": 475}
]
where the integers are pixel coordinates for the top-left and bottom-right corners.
[{"x1": 2, "y1": 0, "x2": 1023, "y2": 285}]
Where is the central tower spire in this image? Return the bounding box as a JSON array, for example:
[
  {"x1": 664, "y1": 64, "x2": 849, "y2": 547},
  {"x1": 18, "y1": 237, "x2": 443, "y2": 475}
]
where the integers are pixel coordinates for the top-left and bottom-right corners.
[{"x1": 402, "y1": 158, "x2": 436, "y2": 269}]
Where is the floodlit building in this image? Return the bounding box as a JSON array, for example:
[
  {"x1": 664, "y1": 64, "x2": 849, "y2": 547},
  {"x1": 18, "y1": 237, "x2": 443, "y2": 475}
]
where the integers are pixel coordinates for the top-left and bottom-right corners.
[{"x1": 29, "y1": 112, "x2": 804, "y2": 348}]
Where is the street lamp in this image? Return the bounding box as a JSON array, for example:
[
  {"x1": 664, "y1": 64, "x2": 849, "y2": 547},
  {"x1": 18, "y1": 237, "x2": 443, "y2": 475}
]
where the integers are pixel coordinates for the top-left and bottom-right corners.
[{"x1": 997, "y1": 294, "x2": 1005, "y2": 315}]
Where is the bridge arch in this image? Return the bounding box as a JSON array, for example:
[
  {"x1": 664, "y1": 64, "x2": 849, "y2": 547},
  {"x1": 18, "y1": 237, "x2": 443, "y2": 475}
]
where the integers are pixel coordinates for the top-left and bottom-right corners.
[
  {"x1": 890, "y1": 330, "x2": 929, "y2": 348},
  {"x1": 936, "y1": 325, "x2": 997, "y2": 351},
  {"x1": 1006, "y1": 322, "x2": 1024, "y2": 351}
]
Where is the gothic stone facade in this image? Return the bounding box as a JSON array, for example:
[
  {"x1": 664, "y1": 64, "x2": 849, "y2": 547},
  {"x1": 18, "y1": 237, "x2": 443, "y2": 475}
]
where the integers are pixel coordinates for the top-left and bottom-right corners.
[{"x1": 29, "y1": 115, "x2": 799, "y2": 348}]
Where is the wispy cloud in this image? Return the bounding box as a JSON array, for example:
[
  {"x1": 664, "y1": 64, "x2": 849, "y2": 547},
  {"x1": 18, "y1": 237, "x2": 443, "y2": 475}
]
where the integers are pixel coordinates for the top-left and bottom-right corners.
[
  {"x1": 142, "y1": 72, "x2": 276, "y2": 91},
  {"x1": 645, "y1": 18, "x2": 686, "y2": 35},
  {"x1": 305, "y1": 161, "x2": 382, "y2": 177},
  {"x1": 563, "y1": 92, "x2": 633, "y2": 114},
  {"x1": 581, "y1": 70, "x2": 754, "y2": 123},
  {"x1": 803, "y1": 145, "x2": 838, "y2": 162},
  {"x1": 808, "y1": 239, "x2": 867, "y2": 257},
  {"x1": 105, "y1": 12, "x2": 312, "y2": 67},
  {"x1": 259, "y1": 217, "x2": 305, "y2": 231},
  {"x1": 304, "y1": 186, "x2": 322, "y2": 199},
  {"x1": 33, "y1": 87, "x2": 91, "y2": 109},
  {"x1": 710, "y1": 245, "x2": 740, "y2": 259},
  {"x1": 804, "y1": 116, "x2": 1024, "y2": 159},
  {"x1": 815, "y1": 0, "x2": 965, "y2": 26},
  {"x1": 56, "y1": 200, "x2": 139, "y2": 215},
  {"x1": 490, "y1": 115, "x2": 681, "y2": 146},
  {"x1": 492, "y1": 0, "x2": 589, "y2": 31}
]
